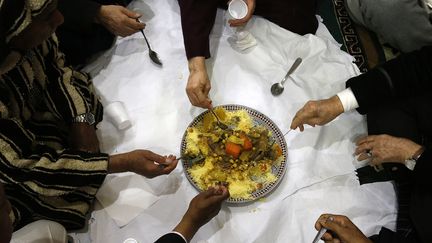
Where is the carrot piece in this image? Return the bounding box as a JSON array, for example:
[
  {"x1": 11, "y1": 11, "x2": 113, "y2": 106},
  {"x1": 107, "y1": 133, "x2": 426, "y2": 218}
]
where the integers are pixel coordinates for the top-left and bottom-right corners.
[
  {"x1": 274, "y1": 144, "x2": 282, "y2": 157},
  {"x1": 225, "y1": 142, "x2": 242, "y2": 159},
  {"x1": 240, "y1": 134, "x2": 253, "y2": 151}
]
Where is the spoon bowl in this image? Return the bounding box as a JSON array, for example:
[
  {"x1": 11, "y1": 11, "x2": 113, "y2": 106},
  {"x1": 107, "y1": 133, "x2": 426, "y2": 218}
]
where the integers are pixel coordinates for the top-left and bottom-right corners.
[
  {"x1": 136, "y1": 19, "x2": 163, "y2": 66},
  {"x1": 210, "y1": 109, "x2": 229, "y2": 130},
  {"x1": 270, "y1": 83, "x2": 284, "y2": 96},
  {"x1": 270, "y1": 57, "x2": 302, "y2": 96}
]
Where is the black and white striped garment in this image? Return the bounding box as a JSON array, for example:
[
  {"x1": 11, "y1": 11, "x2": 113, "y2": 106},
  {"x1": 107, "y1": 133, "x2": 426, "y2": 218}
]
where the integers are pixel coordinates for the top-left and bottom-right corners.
[{"x1": 0, "y1": 34, "x2": 108, "y2": 230}]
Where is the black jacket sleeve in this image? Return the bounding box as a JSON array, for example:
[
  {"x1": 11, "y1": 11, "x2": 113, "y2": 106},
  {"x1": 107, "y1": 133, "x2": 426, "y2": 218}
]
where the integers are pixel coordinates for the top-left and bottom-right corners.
[
  {"x1": 370, "y1": 227, "x2": 420, "y2": 243},
  {"x1": 154, "y1": 232, "x2": 187, "y2": 243},
  {"x1": 346, "y1": 45, "x2": 432, "y2": 114},
  {"x1": 177, "y1": 0, "x2": 221, "y2": 59}
]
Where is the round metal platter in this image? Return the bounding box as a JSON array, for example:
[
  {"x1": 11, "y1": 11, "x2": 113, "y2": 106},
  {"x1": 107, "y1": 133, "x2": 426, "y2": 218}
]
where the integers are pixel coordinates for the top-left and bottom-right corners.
[{"x1": 180, "y1": 104, "x2": 288, "y2": 203}]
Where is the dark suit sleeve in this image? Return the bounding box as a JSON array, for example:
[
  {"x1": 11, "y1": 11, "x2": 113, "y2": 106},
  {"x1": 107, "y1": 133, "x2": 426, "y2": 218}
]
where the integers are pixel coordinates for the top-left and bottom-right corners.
[
  {"x1": 412, "y1": 148, "x2": 431, "y2": 186},
  {"x1": 346, "y1": 45, "x2": 432, "y2": 114},
  {"x1": 177, "y1": 0, "x2": 221, "y2": 59},
  {"x1": 408, "y1": 148, "x2": 432, "y2": 243},
  {"x1": 154, "y1": 232, "x2": 187, "y2": 243},
  {"x1": 58, "y1": 0, "x2": 101, "y2": 33},
  {"x1": 369, "y1": 227, "x2": 420, "y2": 243}
]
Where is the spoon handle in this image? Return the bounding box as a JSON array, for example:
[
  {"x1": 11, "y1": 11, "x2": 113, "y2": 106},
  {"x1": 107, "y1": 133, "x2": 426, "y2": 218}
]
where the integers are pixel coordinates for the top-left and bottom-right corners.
[
  {"x1": 136, "y1": 19, "x2": 152, "y2": 50},
  {"x1": 281, "y1": 57, "x2": 302, "y2": 85}
]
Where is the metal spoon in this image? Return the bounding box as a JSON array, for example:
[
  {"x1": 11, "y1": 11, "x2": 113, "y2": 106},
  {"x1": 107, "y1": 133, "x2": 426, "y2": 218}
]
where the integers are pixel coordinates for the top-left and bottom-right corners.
[
  {"x1": 268, "y1": 129, "x2": 292, "y2": 148},
  {"x1": 210, "y1": 109, "x2": 229, "y2": 130},
  {"x1": 312, "y1": 227, "x2": 328, "y2": 243},
  {"x1": 270, "y1": 57, "x2": 302, "y2": 96},
  {"x1": 136, "y1": 19, "x2": 162, "y2": 66}
]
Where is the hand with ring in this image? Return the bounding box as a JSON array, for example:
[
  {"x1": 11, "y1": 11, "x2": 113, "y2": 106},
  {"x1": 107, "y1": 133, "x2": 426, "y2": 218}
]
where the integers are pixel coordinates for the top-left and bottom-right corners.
[{"x1": 355, "y1": 134, "x2": 423, "y2": 166}]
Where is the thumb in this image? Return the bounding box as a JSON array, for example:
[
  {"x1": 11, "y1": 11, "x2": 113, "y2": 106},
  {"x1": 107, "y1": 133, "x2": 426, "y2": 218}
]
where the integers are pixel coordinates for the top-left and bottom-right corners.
[
  {"x1": 121, "y1": 7, "x2": 141, "y2": 18},
  {"x1": 321, "y1": 219, "x2": 343, "y2": 237}
]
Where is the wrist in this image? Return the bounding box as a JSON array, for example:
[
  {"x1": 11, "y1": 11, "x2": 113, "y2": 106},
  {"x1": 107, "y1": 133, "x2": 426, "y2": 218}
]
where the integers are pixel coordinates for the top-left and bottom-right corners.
[
  {"x1": 409, "y1": 145, "x2": 425, "y2": 161},
  {"x1": 94, "y1": 5, "x2": 104, "y2": 24},
  {"x1": 403, "y1": 144, "x2": 424, "y2": 170},
  {"x1": 95, "y1": 5, "x2": 110, "y2": 25},
  {"x1": 108, "y1": 153, "x2": 131, "y2": 173},
  {"x1": 188, "y1": 57, "x2": 206, "y2": 73},
  {"x1": 329, "y1": 95, "x2": 345, "y2": 116},
  {"x1": 173, "y1": 215, "x2": 199, "y2": 242}
]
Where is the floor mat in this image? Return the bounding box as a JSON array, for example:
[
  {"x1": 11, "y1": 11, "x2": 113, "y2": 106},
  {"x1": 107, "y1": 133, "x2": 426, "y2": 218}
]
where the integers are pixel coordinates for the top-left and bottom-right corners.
[{"x1": 317, "y1": 0, "x2": 386, "y2": 72}]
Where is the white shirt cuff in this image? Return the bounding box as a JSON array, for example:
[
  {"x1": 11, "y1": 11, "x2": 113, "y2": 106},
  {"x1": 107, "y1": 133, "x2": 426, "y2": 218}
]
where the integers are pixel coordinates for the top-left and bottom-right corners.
[
  {"x1": 171, "y1": 231, "x2": 188, "y2": 243},
  {"x1": 336, "y1": 88, "x2": 359, "y2": 112}
]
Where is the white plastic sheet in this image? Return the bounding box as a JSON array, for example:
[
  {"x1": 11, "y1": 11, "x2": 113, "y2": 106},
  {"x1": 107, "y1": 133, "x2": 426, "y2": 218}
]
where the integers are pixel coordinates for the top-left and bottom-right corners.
[{"x1": 77, "y1": 0, "x2": 398, "y2": 242}]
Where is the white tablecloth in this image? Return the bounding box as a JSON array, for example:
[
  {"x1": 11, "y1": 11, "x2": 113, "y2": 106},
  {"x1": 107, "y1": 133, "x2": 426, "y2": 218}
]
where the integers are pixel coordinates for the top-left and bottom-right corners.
[{"x1": 73, "y1": 0, "x2": 398, "y2": 242}]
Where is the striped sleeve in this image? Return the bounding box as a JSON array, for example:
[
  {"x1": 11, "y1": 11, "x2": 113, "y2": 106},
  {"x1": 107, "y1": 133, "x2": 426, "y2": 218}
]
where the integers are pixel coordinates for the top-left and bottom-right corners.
[
  {"x1": 0, "y1": 118, "x2": 108, "y2": 194},
  {"x1": 0, "y1": 118, "x2": 109, "y2": 229},
  {"x1": 42, "y1": 35, "x2": 100, "y2": 122}
]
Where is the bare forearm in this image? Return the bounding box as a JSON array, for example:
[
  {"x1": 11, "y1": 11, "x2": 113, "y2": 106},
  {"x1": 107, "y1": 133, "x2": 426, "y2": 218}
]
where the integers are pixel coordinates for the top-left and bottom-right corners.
[{"x1": 173, "y1": 216, "x2": 199, "y2": 242}]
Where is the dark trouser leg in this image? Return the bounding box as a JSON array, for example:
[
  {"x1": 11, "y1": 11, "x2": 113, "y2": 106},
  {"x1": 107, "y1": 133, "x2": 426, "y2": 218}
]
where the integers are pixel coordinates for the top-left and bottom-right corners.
[{"x1": 254, "y1": 0, "x2": 318, "y2": 35}]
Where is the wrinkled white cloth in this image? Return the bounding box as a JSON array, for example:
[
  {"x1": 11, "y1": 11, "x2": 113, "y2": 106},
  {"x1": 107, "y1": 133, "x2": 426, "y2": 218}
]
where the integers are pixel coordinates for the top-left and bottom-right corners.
[
  {"x1": 78, "y1": 0, "x2": 397, "y2": 242},
  {"x1": 95, "y1": 173, "x2": 159, "y2": 227}
]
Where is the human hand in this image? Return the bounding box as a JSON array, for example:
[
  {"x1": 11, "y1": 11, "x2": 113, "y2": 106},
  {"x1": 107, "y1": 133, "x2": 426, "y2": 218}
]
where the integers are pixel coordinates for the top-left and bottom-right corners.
[
  {"x1": 108, "y1": 150, "x2": 178, "y2": 178},
  {"x1": 355, "y1": 135, "x2": 423, "y2": 165},
  {"x1": 69, "y1": 123, "x2": 100, "y2": 153},
  {"x1": 96, "y1": 5, "x2": 145, "y2": 37},
  {"x1": 228, "y1": 0, "x2": 256, "y2": 27},
  {"x1": 186, "y1": 57, "x2": 212, "y2": 109},
  {"x1": 315, "y1": 214, "x2": 372, "y2": 243},
  {"x1": 174, "y1": 185, "x2": 229, "y2": 241},
  {"x1": 290, "y1": 95, "x2": 344, "y2": 132}
]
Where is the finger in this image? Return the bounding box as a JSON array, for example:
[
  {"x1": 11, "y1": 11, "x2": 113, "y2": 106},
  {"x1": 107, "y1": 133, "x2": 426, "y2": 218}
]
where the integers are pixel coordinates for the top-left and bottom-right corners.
[
  {"x1": 228, "y1": 12, "x2": 253, "y2": 27},
  {"x1": 355, "y1": 143, "x2": 373, "y2": 155},
  {"x1": 161, "y1": 159, "x2": 178, "y2": 173},
  {"x1": 357, "y1": 153, "x2": 370, "y2": 161},
  {"x1": 314, "y1": 214, "x2": 331, "y2": 232},
  {"x1": 121, "y1": 7, "x2": 141, "y2": 19},
  {"x1": 204, "y1": 98, "x2": 213, "y2": 109},
  {"x1": 196, "y1": 89, "x2": 211, "y2": 109},
  {"x1": 201, "y1": 186, "x2": 218, "y2": 199},
  {"x1": 290, "y1": 114, "x2": 305, "y2": 130},
  {"x1": 124, "y1": 18, "x2": 145, "y2": 31},
  {"x1": 356, "y1": 135, "x2": 375, "y2": 146},
  {"x1": 207, "y1": 187, "x2": 230, "y2": 204},
  {"x1": 322, "y1": 232, "x2": 334, "y2": 241},
  {"x1": 118, "y1": 27, "x2": 139, "y2": 37},
  {"x1": 321, "y1": 217, "x2": 344, "y2": 237},
  {"x1": 228, "y1": 18, "x2": 248, "y2": 27},
  {"x1": 186, "y1": 88, "x2": 200, "y2": 107},
  {"x1": 299, "y1": 124, "x2": 304, "y2": 132},
  {"x1": 314, "y1": 219, "x2": 323, "y2": 231},
  {"x1": 369, "y1": 156, "x2": 382, "y2": 166}
]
